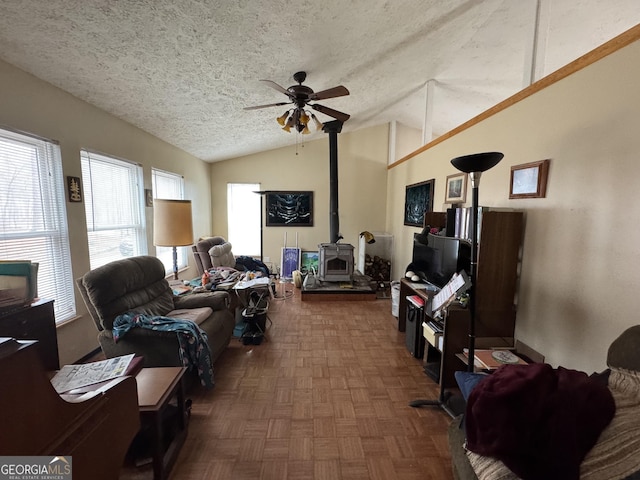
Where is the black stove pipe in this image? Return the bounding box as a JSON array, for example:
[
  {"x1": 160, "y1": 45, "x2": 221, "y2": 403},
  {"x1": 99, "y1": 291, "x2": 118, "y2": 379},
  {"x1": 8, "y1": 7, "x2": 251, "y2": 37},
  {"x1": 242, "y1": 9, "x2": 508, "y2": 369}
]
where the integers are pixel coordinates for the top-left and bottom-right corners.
[{"x1": 322, "y1": 120, "x2": 343, "y2": 244}]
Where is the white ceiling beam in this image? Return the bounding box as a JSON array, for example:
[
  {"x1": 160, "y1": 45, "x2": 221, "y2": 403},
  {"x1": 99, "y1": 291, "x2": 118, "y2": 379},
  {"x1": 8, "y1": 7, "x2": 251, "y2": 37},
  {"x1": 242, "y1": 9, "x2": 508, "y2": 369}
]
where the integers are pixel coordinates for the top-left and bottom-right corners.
[
  {"x1": 523, "y1": 0, "x2": 550, "y2": 88},
  {"x1": 422, "y1": 79, "x2": 436, "y2": 145},
  {"x1": 388, "y1": 120, "x2": 397, "y2": 165}
]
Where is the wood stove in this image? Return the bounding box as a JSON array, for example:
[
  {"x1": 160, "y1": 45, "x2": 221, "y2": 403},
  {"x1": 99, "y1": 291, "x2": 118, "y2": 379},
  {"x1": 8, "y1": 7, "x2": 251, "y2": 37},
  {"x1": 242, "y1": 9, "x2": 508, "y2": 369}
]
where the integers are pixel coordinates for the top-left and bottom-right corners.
[{"x1": 318, "y1": 243, "x2": 354, "y2": 282}]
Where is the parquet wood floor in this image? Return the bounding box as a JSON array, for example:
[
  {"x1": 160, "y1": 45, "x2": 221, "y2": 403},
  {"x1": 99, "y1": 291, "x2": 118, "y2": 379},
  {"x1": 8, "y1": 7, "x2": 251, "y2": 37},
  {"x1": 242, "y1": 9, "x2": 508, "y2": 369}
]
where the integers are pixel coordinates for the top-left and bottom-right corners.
[{"x1": 121, "y1": 289, "x2": 455, "y2": 479}]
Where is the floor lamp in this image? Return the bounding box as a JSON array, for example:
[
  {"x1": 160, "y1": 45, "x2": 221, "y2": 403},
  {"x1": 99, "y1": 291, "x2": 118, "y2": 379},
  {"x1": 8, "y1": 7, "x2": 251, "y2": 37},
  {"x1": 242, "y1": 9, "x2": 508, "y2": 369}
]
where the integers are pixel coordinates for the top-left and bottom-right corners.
[
  {"x1": 409, "y1": 152, "x2": 502, "y2": 412},
  {"x1": 450, "y1": 152, "x2": 503, "y2": 371},
  {"x1": 153, "y1": 199, "x2": 194, "y2": 280},
  {"x1": 253, "y1": 191, "x2": 267, "y2": 262}
]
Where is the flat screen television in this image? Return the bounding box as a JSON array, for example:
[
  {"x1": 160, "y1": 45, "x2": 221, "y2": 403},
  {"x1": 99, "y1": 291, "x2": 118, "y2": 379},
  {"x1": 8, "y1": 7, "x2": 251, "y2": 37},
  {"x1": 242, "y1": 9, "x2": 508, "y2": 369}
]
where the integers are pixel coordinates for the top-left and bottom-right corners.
[{"x1": 411, "y1": 233, "x2": 470, "y2": 289}]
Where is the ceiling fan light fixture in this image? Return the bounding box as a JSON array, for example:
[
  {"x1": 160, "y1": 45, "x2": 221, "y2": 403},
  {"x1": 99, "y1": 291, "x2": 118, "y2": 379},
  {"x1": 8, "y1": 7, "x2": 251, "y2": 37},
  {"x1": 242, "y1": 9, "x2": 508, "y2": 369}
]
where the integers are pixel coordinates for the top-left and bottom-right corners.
[
  {"x1": 276, "y1": 110, "x2": 290, "y2": 126},
  {"x1": 310, "y1": 113, "x2": 323, "y2": 131},
  {"x1": 282, "y1": 115, "x2": 295, "y2": 132},
  {"x1": 247, "y1": 71, "x2": 350, "y2": 134}
]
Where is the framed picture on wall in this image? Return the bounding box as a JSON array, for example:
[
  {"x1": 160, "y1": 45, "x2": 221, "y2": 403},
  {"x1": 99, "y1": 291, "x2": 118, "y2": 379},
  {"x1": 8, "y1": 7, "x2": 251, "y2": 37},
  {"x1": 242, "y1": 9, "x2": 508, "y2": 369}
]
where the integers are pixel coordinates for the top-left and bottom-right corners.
[
  {"x1": 444, "y1": 173, "x2": 467, "y2": 204},
  {"x1": 266, "y1": 191, "x2": 314, "y2": 226},
  {"x1": 404, "y1": 179, "x2": 434, "y2": 227},
  {"x1": 509, "y1": 159, "x2": 550, "y2": 199},
  {"x1": 66, "y1": 176, "x2": 82, "y2": 203},
  {"x1": 300, "y1": 251, "x2": 319, "y2": 274}
]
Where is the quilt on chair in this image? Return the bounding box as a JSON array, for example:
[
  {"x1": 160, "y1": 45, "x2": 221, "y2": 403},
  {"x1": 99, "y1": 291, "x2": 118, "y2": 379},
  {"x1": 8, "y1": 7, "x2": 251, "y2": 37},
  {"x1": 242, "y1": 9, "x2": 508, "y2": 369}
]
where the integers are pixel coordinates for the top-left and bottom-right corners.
[{"x1": 113, "y1": 312, "x2": 214, "y2": 388}]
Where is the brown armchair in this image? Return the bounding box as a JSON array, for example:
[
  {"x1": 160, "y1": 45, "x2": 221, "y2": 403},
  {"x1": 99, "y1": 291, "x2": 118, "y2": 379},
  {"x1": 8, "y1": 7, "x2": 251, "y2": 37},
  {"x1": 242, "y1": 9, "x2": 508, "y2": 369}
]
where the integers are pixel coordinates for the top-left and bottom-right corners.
[
  {"x1": 192, "y1": 236, "x2": 239, "y2": 275},
  {"x1": 76, "y1": 255, "x2": 235, "y2": 368}
]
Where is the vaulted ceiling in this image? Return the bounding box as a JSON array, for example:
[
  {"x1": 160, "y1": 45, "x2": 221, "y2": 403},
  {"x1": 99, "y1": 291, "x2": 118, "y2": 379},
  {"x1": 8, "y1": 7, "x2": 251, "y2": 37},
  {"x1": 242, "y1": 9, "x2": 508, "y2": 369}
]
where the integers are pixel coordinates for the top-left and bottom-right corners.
[{"x1": 0, "y1": 1, "x2": 637, "y2": 162}]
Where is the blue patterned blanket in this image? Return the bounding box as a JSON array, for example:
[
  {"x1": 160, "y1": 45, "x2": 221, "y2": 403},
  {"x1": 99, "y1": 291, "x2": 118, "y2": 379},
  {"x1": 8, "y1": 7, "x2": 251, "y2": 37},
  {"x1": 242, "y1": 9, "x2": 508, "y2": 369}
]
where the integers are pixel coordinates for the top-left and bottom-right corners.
[{"x1": 113, "y1": 312, "x2": 214, "y2": 388}]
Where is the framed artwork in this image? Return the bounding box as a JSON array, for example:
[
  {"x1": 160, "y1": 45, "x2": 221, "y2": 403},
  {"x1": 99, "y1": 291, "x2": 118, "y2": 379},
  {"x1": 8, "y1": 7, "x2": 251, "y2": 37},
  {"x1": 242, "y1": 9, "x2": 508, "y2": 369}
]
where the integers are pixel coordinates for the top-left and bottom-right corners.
[
  {"x1": 300, "y1": 251, "x2": 319, "y2": 274},
  {"x1": 445, "y1": 173, "x2": 467, "y2": 204},
  {"x1": 404, "y1": 179, "x2": 434, "y2": 227},
  {"x1": 509, "y1": 159, "x2": 550, "y2": 199},
  {"x1": 281, "y1": 247, "x2": 301, "y2": 279},
  {"x1": 67, "y1": 176, "x2": 82, "y2": 203},
  {"x1": 266, "y1": 191, "x2": 313, "y2": 226}
]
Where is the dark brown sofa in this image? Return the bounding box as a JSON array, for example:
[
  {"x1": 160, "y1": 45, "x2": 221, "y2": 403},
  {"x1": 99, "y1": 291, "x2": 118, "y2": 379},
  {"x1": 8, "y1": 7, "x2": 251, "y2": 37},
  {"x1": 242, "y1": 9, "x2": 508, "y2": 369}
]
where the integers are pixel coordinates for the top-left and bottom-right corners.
[
  {"x1": 76, "y1": 255, "x2": 235, "y2": 369},
  {"x1": 448, "y1": 327, "x2": 640, "y2": 479}
]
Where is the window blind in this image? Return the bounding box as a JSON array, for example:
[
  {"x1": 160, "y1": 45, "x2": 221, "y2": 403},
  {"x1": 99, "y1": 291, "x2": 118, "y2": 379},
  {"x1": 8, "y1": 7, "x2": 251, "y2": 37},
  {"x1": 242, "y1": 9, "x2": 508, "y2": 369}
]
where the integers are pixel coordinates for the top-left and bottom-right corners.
[
  {"x1": 152, "y1": 168, "x2": 187, "y2": 274},
  {"x1": 80, "y1": 150, "x2": 146, "y2": 269},
  {"x1": 0, "y1": 128, "x2": 75, "y2": 323}
]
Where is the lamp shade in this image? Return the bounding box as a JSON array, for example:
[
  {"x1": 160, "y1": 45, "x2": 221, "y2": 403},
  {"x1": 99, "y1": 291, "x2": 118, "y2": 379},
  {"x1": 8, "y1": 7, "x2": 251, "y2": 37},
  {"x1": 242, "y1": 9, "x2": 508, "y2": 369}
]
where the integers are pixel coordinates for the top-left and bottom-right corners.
[
  {"x1": 451, "y1": 152, "x2": 504, "y2": 173},
  {"x1": 153, "y1": 199, "x2": 194, "y2": 247}
]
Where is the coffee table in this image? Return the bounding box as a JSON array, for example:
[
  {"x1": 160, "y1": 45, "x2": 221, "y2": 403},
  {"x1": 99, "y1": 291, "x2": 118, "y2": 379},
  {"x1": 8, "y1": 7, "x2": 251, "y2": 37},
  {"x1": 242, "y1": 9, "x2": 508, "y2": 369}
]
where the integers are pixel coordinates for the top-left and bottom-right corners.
[{"x1": 135, "y1": 367, "x2": 188, "y2": 480}]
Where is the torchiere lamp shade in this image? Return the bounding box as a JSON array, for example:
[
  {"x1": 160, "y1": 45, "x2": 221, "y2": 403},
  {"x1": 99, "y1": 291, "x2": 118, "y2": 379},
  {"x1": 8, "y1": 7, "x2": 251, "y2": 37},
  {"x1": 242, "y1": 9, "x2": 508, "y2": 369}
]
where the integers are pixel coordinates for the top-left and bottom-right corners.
[
  {"x1": 153, "y1": 199, "x2": 194, "y2": 247},
  {"x1": 451, "y1": 152, "x2": 504, "y2": 173}
]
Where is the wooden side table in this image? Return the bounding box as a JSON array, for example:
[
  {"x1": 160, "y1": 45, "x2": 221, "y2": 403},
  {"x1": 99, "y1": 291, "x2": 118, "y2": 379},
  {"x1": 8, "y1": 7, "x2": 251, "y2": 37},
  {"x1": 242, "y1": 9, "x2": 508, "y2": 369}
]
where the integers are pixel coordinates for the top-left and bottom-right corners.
[{"x1": 135, "y1": 367, "x2": 188, "y2": 480}]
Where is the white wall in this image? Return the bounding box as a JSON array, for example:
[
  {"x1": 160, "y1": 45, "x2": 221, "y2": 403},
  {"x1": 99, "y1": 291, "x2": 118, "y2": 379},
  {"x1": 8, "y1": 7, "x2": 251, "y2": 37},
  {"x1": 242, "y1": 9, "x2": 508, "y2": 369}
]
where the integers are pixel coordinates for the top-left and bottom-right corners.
[
  {"x1": 0, "y1": 59, "x2": 211, "y2": 364},
  {"x1": 386, "y1": 34, "x2": 640, "y2": 373},
  {"x1": 209, "y1": 124, "x2": 390, "y2": 271}
]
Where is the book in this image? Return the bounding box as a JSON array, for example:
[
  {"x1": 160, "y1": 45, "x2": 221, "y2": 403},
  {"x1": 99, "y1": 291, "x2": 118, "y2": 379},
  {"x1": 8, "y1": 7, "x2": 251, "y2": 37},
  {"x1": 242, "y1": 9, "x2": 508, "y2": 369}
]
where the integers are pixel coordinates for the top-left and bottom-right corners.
[
  {"x1": 426, "y1": 320, "x2": 443, "y2": 333},
  {"x1": 171, "y1": 285, "x2": 192, "y2": 295},
  {"x1": 406, "y1": 295, "x2": 424, "y2": 308},
  {"x1": 464, "y1": 348, "x2": 528, "y2": 370}
]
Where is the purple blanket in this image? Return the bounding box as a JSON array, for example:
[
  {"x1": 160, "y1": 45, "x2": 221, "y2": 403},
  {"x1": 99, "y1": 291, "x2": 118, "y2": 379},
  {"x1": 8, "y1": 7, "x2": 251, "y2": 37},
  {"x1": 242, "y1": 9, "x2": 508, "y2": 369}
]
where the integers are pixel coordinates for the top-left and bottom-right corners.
[{"x1": 465, "y1": 363, "x2": 615, "y2": 480}]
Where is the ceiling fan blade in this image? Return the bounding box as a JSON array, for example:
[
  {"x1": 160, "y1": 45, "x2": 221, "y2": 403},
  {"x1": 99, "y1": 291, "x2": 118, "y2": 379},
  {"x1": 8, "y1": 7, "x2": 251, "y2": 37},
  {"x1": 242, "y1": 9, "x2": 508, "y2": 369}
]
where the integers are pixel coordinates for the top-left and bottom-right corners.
[
  {"x1": 260, "y1": 79, "x2": 292, "y2": 97},
  {"x1": 243, "y1": 102, "x2": 291, "y2": 111},
  {"x1": 311, "y1": 104, "x2": 351, "y2": 122},
  {"x1": 310, "y1": 86, "x2": 350, "y2": 101}
]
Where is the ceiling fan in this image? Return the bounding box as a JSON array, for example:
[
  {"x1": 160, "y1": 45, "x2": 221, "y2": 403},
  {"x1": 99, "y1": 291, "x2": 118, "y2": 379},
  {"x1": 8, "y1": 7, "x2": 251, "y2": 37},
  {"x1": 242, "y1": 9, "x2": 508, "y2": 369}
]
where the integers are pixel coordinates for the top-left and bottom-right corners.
[{"x1": 244, "y1": 71, "x2": 350, "y2": 133}]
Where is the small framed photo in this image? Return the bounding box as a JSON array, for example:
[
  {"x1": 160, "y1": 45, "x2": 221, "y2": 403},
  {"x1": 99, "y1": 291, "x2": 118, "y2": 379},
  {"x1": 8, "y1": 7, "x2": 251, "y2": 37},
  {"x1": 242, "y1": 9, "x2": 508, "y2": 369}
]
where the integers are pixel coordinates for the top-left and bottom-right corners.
[
  {"x1": 145, "y1": 189, "x2": 153, "y2": 207},
  {"x1": 67, "y1": 176, "x2": 82, "y2": 203},
  {"x1": 509, "y1": 159, "x2": 550, "y2": 199},
  {"x1": 445, "y1": 173, "x2": 467, "y2": 204}
]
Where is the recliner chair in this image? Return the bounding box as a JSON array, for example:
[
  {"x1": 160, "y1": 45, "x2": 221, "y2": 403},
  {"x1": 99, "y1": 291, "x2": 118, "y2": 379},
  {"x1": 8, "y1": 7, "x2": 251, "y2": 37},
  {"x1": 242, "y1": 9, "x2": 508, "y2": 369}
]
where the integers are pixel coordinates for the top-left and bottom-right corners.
[
  {"x1": 76, "y1": 255, "x2": 235, "y2": 368},
  {"x1": 192, "y1": 236, "x2": 239, "y2": 276}
]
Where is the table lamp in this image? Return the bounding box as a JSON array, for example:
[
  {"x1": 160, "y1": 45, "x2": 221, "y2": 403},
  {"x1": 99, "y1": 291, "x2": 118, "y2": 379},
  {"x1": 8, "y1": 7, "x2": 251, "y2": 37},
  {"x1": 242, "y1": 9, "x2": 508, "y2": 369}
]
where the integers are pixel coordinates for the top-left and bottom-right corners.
[{"x1": 153, "y1": 199, "x2": 194, "y2": 280}]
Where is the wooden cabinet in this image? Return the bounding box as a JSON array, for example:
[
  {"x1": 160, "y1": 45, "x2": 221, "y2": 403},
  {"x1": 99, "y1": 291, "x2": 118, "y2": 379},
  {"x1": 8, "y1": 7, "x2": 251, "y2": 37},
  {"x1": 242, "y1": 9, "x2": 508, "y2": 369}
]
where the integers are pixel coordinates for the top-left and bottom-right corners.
[
  {"x1": 399, "y1": 210, "x2": 523, "y2": 392},
  {"x1": 0, "y1": 299, "x2": 59, "y2": 370}
]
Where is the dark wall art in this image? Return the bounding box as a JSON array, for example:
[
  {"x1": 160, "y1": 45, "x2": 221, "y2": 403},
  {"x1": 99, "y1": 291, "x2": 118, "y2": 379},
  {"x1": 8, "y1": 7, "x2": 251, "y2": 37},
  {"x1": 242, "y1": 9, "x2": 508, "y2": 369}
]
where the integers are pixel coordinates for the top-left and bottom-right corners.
[
  {"x1": 266, "y1": 191, "x2": 314, "y2": 227},
  {"x1": 404, "y1": 179, "x2": 435, "y2": 227}
]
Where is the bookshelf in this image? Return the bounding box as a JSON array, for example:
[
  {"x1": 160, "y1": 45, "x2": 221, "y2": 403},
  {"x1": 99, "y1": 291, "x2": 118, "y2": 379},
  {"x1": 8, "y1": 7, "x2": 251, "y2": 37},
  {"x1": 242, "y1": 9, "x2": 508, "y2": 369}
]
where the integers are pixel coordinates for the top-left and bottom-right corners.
[{"x1": 399, "y1": 210, "x2": 524, "y2": 392}]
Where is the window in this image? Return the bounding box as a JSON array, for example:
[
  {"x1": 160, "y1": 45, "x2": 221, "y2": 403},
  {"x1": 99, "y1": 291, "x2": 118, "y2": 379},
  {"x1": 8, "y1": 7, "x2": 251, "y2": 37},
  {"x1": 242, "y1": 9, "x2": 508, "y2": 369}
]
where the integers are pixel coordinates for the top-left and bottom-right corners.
[
  {"x1": 227, "y1": 183, "x2": 261, "y2": 257},
  {"x1": 0, "y1": 127, "x2": 75, "y2": 323},
  {"x1": 81, "y1": 150, "x2": 146, "y2": 269},
  {"x1": 152, "y1": 168, "x2": 188, "y2": 274}
]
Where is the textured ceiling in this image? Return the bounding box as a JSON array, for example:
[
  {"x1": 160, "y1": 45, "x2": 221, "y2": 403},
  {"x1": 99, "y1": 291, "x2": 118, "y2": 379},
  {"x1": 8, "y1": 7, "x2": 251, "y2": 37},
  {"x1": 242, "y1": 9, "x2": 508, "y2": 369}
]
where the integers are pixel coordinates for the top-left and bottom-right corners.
[{"x1": 0, "y1": 1, "x2": 637, "y2": 162}]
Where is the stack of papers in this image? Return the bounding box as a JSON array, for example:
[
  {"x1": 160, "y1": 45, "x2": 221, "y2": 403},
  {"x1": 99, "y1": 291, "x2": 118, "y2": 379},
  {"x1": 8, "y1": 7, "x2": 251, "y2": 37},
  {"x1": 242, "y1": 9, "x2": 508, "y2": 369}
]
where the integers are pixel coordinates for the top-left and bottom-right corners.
[
  {"x1": 432, "y1": 271, "x2": 470, "y2": 313},
  {"x1": 51, "y1": 354, "x2": 134, "y2": 394}
]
